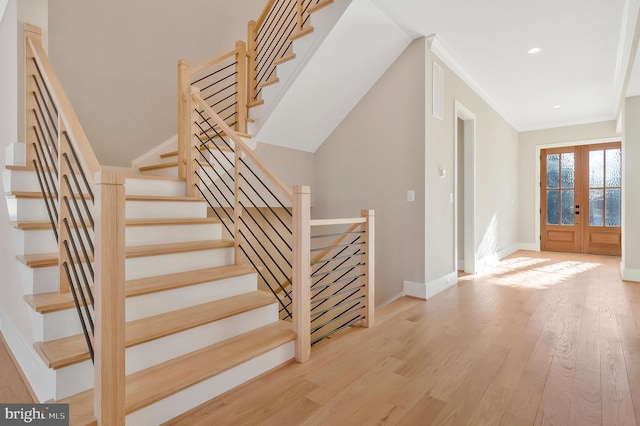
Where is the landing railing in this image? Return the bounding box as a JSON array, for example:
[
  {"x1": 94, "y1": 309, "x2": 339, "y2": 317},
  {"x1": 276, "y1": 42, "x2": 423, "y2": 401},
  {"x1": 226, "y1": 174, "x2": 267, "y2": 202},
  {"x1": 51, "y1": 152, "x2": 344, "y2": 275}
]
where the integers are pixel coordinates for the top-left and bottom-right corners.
[
  {"x1": 310, "y1": 214, "x2": 375, "y2": 344},
  {"x1": 182, "y1": 85, "x2": 374, "y2": 360},
  {"x1": 247, "y1": 0, "x2": 329, "y2": 104},
  {"x1": 25, "y1": 25, "x2": 125, "y2": 424}
]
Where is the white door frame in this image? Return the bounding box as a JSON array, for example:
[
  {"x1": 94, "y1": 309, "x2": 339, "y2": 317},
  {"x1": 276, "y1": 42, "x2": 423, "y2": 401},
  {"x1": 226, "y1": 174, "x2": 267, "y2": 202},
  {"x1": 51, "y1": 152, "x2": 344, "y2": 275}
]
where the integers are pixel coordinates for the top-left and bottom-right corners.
[
  {"x1": 534, "y1": 137, "x2": 620, "y2": 251},
  {"x1": 454, "y1": 100, "x2": 477, "y2": 274}
]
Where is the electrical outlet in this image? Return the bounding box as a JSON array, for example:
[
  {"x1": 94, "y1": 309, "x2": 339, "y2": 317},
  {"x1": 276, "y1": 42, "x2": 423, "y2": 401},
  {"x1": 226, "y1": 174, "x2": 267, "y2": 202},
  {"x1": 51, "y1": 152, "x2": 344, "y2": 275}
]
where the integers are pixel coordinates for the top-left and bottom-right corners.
[{"x1": 407, "y1": 190, "x2": 415, "y2": 202}]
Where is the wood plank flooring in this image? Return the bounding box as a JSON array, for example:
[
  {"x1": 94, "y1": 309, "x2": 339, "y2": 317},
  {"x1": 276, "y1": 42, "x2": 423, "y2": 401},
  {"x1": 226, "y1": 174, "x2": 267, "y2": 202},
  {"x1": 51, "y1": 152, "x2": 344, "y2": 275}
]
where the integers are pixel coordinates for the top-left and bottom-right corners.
[
  {"x1": 167, "y1": 250, "x2": 640, "y2": 425},
  {"x1": 0, "y1": 334, "x2": 34, "y2": 403}
]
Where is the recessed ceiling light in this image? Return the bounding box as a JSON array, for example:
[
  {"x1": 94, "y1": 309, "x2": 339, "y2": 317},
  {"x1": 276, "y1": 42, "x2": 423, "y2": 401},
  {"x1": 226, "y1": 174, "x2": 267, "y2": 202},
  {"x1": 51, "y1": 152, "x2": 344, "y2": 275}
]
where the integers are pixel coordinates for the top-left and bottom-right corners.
[
  {"x1": 553, "y1": 105, "x2": 562, "y2": 109},
  {"x1": 528, "y1": 47, "x2": 542, "y2": 54}
]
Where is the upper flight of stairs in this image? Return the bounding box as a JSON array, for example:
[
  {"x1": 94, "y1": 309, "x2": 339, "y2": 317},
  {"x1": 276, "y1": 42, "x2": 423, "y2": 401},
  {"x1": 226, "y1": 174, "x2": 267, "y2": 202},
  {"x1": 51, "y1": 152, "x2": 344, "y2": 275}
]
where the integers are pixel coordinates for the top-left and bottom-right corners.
[{"x1": 3, "y1": 146, "x2": 296, "y2": 424}]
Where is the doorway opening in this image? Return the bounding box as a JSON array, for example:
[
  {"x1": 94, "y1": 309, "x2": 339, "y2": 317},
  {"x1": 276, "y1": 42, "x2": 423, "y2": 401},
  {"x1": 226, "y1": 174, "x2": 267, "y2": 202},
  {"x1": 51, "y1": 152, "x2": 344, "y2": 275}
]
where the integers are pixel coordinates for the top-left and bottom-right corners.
[
  {"x1": 454, "y1": 101, "x2": 476, "y2": 274},
  {"x1": 540, "y1": 142, "x2": 622, "y2": 255}
]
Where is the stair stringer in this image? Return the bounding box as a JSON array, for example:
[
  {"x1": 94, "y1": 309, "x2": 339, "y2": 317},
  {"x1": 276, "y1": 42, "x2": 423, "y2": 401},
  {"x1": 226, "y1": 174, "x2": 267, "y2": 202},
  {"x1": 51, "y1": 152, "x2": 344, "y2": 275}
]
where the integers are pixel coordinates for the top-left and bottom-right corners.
[{"x1": 250, "y1": 0, "x2": 413, "y2": 152}]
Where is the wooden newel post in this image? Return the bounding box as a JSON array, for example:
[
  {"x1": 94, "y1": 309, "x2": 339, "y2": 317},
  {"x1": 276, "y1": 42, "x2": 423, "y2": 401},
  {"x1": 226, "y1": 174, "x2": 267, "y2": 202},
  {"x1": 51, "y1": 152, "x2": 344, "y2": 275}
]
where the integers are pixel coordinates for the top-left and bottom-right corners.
[
  {"x1": 361, "y1": 209, "x2": 375, "y2": 327},
  {"x1": 235, "y1": 41, "x2": 248, "y2": 135},
  {"x1": 184, "y1": 86, "x2": 200, "y2": 198},
  {"x1": 293, "y1": 185, "x2": 311, "y2": 362},
  {"x1": 177, "y1": 60, "x2": 191, "y2": 181},
  {"x1": 247, "y1": 21, "x2": 257, "y2": 103},
  {"x1": 94, "y1": 171, "x2": 126, "y2": 426}
]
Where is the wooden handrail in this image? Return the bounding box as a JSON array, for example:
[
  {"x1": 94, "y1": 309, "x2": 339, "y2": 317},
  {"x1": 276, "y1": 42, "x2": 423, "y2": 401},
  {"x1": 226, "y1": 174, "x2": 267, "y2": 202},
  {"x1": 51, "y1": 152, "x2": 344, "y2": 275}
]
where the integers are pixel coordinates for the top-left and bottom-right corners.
[
  {"x1": 310, "y1": 218, "x2": 367, "y2": 226},
  {"x1": 25, "y1": 26, "x2": 101, "y2": 178},
  {"x1": 189, "y1": 49, "x2": 238, "y2": 76},
  {"x1": 191, "y1": 90, "x2": 294, "y2": 200},
  {"x1": 255, "y1": 0, "x2": 278, "y2": 29},
  {"x1": 25, "y1": 25, "x2": 125, "y2": 424}
]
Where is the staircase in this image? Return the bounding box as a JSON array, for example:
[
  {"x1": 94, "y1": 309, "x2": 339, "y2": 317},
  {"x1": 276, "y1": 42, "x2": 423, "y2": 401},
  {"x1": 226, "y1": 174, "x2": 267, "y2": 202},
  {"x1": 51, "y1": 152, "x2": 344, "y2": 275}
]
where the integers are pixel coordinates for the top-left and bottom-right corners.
[
  {"x1": 1, "y1": 1, "x2": 377, "y2": 423},
  {"x1": 4, "y1": 156, "x2": 296, "y2": 424}
]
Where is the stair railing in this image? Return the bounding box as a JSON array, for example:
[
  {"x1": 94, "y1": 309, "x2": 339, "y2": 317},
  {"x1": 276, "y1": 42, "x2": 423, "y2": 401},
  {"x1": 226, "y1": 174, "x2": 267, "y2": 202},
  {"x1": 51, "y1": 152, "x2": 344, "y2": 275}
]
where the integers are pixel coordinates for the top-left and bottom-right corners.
[
  {"x1": 247, "y1": 0, "x2": 331, "y2": 104},
  {"x1": 183, "y1": 86, "x2": 374, "y2": 360},
  {"x1": 25, "y1": 24, "x2": 125, "y2": 425}
]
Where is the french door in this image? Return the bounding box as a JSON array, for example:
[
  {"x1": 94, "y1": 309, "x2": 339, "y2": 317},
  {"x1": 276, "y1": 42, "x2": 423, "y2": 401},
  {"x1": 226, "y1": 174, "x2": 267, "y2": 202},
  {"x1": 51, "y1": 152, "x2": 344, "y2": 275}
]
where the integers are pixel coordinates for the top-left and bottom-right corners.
[{"x1": 541, "y1": 142, "x2": 622, "y2": 256}]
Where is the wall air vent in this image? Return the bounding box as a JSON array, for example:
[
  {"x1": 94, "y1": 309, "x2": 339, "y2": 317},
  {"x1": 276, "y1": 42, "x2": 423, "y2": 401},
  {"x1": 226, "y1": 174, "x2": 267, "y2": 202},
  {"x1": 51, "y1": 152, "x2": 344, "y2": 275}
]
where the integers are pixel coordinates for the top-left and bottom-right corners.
[{"x1": 433, "y1": 61, "x2": 444, "y2": 120}]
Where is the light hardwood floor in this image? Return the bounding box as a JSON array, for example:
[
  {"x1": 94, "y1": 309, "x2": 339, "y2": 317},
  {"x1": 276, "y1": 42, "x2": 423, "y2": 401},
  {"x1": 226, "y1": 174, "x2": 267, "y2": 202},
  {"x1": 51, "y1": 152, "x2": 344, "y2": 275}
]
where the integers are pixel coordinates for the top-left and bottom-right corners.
[
  {"x1": 0, "y1": 334, "x2": 34, "y2": 403},
  {"x1": 167, "y1": 250, "x2": 640, "y2": 425}
]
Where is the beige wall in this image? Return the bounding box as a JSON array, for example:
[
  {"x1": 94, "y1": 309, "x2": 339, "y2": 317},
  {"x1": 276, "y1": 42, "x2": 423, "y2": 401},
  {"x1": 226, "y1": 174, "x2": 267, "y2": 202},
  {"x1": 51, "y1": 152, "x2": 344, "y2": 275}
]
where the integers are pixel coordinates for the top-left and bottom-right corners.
[
  {"x1": 425, "y1": 47, "x2": 520, "y2": 282},
  {"x1": 48, "y1": 0, "x2": 265, "y2": 167},
  {"x1": 518, "y1": 121, "x2": 620, "y2": 245},
  {"x1": 254, "y1": 142, "x2": 314, "y2": 199},
  {"x1": 624, "y1": 96, "x2": 640, "y2": 278},
  {"x1": 313, "y1": 38, "x2": 426, "y2": 305}
]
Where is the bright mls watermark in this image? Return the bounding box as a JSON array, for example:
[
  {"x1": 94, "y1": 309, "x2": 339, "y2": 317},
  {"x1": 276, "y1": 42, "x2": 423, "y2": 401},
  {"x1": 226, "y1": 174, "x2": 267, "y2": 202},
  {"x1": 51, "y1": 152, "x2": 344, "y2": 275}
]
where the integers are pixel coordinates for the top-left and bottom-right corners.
[{"x1": 0, "y1": 404, "x2": 68, "y2": 425}]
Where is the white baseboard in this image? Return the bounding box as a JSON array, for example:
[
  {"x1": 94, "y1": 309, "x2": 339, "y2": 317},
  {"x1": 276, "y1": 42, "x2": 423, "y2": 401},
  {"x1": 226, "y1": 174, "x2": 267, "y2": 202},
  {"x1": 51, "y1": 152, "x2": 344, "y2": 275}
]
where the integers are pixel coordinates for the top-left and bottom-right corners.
[
  {"x1": 0, "y1": 310, "x2": 54, "y2": 402},
  {"x1": 378, "y1": 291, "x2": 406, "y2": 308},
  {"x1": 515, "y1": 242, "x2": 539, "y2": 252},
  {"x1": 404, "y1": 271, "x2": 458, "y2": 300},
  {"x1": 131, "y1": 134, "x2": 178, "y2": 169},
  {"x1": 622, "y1": 267, "x2": 640, "y2": 282}
]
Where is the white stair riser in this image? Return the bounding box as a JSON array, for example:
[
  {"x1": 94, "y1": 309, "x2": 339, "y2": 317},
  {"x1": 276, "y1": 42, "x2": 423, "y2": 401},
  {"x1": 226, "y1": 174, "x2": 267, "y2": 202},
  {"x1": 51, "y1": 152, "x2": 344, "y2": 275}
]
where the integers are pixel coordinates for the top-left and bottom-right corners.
[
  {"x1": 19, "y1": 264, "x2": 59, "y2": 294},
  {"x1": 12, "y1": 228, "x2": 57, "y2": 255},
  {"x1": 126, "y1": 273, "x2": 257, "y2": 321},
  {"x1": 125, "y1": 342, "x2": 295, "y2": 425},
  {"x1": 139, "y1": 167, "x2": 178, "y2": 178},
  {"x1": 125, "y1": 178, "x2": 186, "y2": 197},
  {"x1": 35, "y1": 272, "x2": 258, "y2": 344},
  {"x1": 5, "y1": 143, "x2": 26, "y2": 167},
  {"x1": 6, "y1": 197, "x2": 93, "y2": 222},
  {"x1": 126, "y1": 222, "x2": 222, "y2": 247},
  {"x1": 125, "y1": 200, "x2": 207, "y2": 219},
  {"x1": 50, "y1": 304, "x2": 279, "y2": 399},
  {"x1": 125, "y1": 248, "x2": 234, "y2": 280},
  {"x1": 29, "y1": 308, "x2": 83, "y2": 342},
  {"x1": 126, "y1": 304, "x2": 278, "y2": 374},
  {"x1": 54, "y1": 360, "x2": 93, "y2": 401},
  {"x1": 3, "y1": 169, "x2": 40, "y2": 192}
]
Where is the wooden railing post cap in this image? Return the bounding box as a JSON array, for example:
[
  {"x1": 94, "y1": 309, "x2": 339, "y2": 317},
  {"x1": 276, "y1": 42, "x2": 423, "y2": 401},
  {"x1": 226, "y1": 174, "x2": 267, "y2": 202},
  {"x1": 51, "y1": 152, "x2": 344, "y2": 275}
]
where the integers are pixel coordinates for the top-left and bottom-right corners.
[
  {"x1": 94, "y1": 170, "x2": 125, "y2": 186},
  {"x1": 24, "y1": 24, "x2": 42, "y2": 36},
  {"x1": 361, "y1": 209, "x2": 375, "y2": 217},
  {"x1": 294, "y1": 185, "x2": 310, "y2": 195},
  {"x1": 178, "y1": 59, "x2": 191, "y2": 67},
  {"x1": 236, "y1": 40, "x2": 247, "y2": 49}
]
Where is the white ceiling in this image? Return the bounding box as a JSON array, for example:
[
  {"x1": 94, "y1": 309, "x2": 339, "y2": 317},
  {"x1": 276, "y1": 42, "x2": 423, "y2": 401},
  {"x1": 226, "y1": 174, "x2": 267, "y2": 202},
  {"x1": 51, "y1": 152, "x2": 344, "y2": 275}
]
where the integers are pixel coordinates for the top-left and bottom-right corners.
[{"x1": 372, "y1": 0, "x2": 640, "y2": 131}]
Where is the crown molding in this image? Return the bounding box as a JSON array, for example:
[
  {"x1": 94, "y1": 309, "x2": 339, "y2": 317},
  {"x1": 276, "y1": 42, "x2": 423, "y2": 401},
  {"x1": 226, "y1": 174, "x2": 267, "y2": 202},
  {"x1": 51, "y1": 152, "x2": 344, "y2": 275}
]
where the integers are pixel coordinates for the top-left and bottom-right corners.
[{"x1": 426, "y1": 34, "x2": 521, "y2": 131}]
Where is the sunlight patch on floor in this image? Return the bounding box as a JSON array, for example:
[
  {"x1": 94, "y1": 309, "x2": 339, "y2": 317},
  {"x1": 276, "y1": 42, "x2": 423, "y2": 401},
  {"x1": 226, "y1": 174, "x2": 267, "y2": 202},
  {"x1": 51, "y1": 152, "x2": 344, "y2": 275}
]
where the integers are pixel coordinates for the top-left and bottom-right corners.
[{"x1": 489, "y1": 258, "x2": 601, "y2": 289}]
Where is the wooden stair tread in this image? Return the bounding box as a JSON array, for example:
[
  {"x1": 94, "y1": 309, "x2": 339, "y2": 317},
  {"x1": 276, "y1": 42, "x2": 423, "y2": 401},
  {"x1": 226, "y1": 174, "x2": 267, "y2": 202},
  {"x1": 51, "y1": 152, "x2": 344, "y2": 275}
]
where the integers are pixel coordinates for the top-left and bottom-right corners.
[
  {"x1": 125, "y1": 195, "x2": 203, "y2": 202},
  {"x1": 125, "y1": 217, "x2": 220, "y2": 227},
  {"x1": 273, "y1": 52, "x2": 296, "y2": 66},
  {"x1": 11, "y1": 218, "x2": 219, "y2": 231},
  {"x1": 259, "y1": 77, "x2": 280, "y2": 89},
  {"x1": 61, "y1": 321, "x2": 295, "y2": 423},
  {"x1": 18, "y1": 240, "x2": 234, "y2": 267},
  {"x1": 138, "y1": 162, "x2": 178, "y2": 172},
  {"x1": 5, "y1": 165, "x2": 35, "y2": 171},
  {"x1": 290, "y1": 26, "x2": 313, "y2": 41},
  {"x1": 159, "y1": 145, "x2": 233, "y2": 159},
  {"x1": 10, "y1": 220, "x2": 52, "y2": 230},
  {"x1": 126, "y1": 239, "x2": 234, "y2": 258},
  {"x1": 6, "y1": 191, "x2": 90, "y2": 199},
  {"x1": 24, "y1": 264, "x2": 256, "y2": 313},
  {"x1": 35, "y1": 290, "x2": 276, "y2": 369},
  {"x1": 126, "y1": 263, "x2": 255, "y2": 297},
  {"x1": 125, "y1": 173, "x2": 185, "y2": 182},
  {"x1": 247, "y1": 99, "x2": 264, "y2": 108}
]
